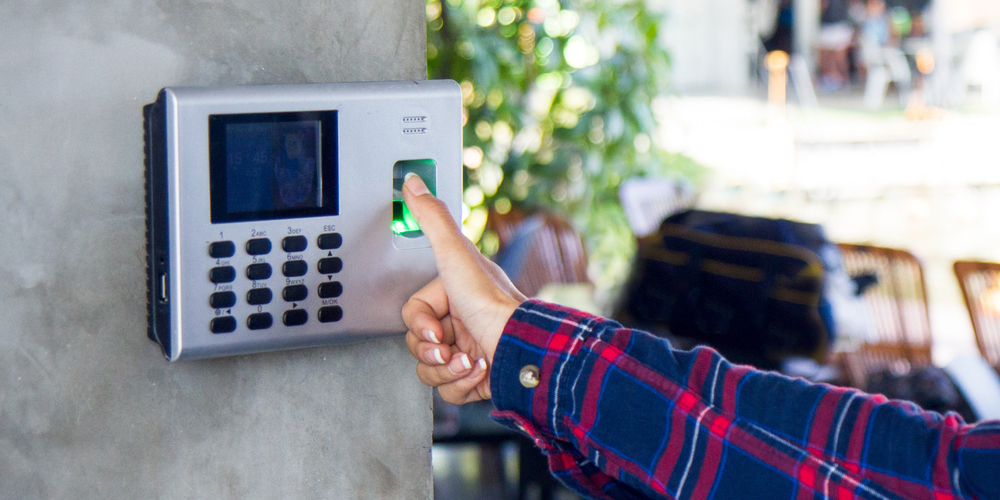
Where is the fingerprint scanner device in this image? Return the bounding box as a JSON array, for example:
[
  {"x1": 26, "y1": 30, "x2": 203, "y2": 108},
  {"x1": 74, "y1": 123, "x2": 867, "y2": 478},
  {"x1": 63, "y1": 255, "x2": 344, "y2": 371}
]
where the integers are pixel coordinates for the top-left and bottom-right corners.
[{"x1": 144, "y1": 80, "x2": 462, "y2": 361}]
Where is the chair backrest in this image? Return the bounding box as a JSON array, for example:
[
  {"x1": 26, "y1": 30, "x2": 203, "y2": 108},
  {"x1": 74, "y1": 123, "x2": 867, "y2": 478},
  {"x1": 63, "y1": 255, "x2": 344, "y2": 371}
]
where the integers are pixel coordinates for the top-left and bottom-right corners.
[
  {"x1": 953, "y1": 260, "x2": 1000, "y2": 370},
  {"x1": 618, "y1": 177, "x2": 696, "y2": 238},
  {"x1": 488, "y1": 208, "x2": 589, "y2": 297},
  {"x1": 836, "y1": 243, "x2": 933, "y2": 386}
]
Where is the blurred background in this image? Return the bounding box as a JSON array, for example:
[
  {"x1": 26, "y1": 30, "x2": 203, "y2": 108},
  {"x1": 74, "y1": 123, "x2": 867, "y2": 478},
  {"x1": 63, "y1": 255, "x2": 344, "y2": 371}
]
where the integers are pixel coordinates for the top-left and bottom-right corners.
[{"x1": 425, "y1": 0, "x2": 1000, "y2": 498}]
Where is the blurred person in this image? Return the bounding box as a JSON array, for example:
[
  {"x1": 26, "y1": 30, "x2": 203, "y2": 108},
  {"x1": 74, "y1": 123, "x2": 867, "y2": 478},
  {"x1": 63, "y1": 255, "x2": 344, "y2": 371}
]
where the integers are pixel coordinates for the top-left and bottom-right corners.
[
  {"x1": 861, "y1": 0, "x2": 890, "y2": 46},
  {"x1": 763, "y1": 0, "x2": 794, "y2": 54},
  {"x1": 819, "y1": 0, "x2": 854, "y2": 91},
  {"x1": 400, "y1": 173, "x2": 1000, "y2": 500}
]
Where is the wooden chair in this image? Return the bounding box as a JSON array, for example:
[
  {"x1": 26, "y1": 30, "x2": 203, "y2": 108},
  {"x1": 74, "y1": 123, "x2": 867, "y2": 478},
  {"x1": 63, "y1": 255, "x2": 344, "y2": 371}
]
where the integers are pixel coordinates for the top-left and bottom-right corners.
[
  {"x1": 835, "y1": 243, "x2": 933, "y2": 388},
  {"x1": 487, "y1": 208, "x2": 589, "y2": 297},
  {"x1": 953, "y1": 260, "x2": 1000, "y2": 372}
]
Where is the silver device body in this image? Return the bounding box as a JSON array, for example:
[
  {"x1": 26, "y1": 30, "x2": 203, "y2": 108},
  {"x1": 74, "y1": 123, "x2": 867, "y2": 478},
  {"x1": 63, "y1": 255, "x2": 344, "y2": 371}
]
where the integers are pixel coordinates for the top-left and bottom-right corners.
[{"x1": 145, "y1": 80, "x2": 462, "y2": 361}]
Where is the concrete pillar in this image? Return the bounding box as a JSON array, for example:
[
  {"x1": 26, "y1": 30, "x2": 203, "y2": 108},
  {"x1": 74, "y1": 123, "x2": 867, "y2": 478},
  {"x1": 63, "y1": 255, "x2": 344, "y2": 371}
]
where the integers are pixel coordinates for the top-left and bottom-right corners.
[
  {"x1": 0, "y1": 1, "x2": 431, "y2": 498},
  {"x1": 662, "y1": 0, "x2": 751, "y2": 94},
  {"x1": 794, "y1": 0, "x2": 821, "y2": 72}
]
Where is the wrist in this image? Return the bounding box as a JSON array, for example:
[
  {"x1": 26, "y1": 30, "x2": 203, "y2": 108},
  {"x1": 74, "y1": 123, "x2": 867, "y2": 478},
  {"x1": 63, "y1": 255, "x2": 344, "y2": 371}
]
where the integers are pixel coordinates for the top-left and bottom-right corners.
[{"x1": 483, "y1": 295, "x2": 523, "y2": 365}]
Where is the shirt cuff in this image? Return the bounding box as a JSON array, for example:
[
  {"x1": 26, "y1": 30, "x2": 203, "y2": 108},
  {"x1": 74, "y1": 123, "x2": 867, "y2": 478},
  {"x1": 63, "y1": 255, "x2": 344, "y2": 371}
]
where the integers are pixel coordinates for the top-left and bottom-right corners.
[{"x1": 489, "y1": 299, "x2": 619, "y2": 449}]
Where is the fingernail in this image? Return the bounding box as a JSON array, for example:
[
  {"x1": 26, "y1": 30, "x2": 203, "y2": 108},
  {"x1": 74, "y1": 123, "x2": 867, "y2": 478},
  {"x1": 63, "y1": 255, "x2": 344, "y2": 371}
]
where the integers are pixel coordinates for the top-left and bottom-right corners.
[
  {"x1": 404, "y1": 172, "x2": 430, "y2": 196},
  {"x1": 426, "y1": 348, "x2": 445, "y2": 365},
  {"x1": 424, "y1": 329, "x2": 440, "y2": 344},
  {"x1": 447, "y1": 353, "x2": 472, "y2": 375},
  {"x1": 477, "y1": 359, "x2": 487, "y2": 371}
]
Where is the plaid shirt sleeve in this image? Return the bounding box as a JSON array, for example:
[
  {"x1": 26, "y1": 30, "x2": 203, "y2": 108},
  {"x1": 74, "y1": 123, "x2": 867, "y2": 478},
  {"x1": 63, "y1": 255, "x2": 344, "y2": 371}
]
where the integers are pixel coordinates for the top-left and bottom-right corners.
[{"x1": 489, "y1": 300, "x2": 1000, "y2": 500}]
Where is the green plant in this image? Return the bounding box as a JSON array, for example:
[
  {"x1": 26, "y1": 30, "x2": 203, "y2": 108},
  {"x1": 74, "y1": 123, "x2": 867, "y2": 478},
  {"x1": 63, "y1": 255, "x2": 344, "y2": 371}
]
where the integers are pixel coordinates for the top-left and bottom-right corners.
[{"x1": 427, "y1": 0, "x2": 704, "y2": 303}]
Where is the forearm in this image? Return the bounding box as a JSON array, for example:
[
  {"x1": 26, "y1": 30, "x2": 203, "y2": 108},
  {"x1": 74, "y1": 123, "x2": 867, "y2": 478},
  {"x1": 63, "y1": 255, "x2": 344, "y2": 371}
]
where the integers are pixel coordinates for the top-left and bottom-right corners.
[{"x1": 490, "y1": 300, "x2": 1000, "y2": 500}]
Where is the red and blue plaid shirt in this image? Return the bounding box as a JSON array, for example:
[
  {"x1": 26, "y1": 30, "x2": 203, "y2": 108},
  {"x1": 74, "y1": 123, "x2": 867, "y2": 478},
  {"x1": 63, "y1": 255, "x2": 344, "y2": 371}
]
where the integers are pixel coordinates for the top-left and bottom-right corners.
[{"x1": 489, "y1": 300, "x2": 1000, "y2": 500}]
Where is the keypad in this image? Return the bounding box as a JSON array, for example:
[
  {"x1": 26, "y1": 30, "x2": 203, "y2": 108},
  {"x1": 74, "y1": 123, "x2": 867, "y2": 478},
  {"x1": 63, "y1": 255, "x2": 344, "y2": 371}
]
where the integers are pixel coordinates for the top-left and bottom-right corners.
[
  {"x1": 211, "y1": 316, "x2": 238, "y2": 334},
  {"x1": 246, "y1": 263, "x2": 273, "y2": 281},
  {"x1": 317, "y1": 232, "x2": 342, "y2": 250},
  {"x1": 210, "y1": 291, "x2": 237, "y2": 309},
  {"x1": 282, "y1": 236, "x2": 308, "y2": 253},
  {"x1": 318, "y1": 281, "x2": 343, "y2": 298},
  {"x1": 317, "y1": 257, "x2": 342, "y2": 275},
  {"x1": 247, "y1": 312, "x2": 273, "y2": 330},
  {"x1": 247, "y1": 288, "x2": 273, "y2": 305},
  {"x1": 283, "y1": 309, "x2": 308, "y2": 326},
  {"x1": 283, "y1": 285, "x2": 308, "y2": 302},
  {"x1": 207, "y1": 232, "x2": 343, "y2": 333},
  {"x1": 318, "y1": 306, "x2": 343, "y2": 323},
  {"x1": 209, "y1": 266, "x2": 236, "y2": 284},
  {"x1": 246, "y1": 238, "x2": 272, "y2": 255},
  {"x1": 209, "y1": 241, "x2": 236, "y2": 258},
  {"x1": 282, "y1": 260, "x2": 308, "y2": 277}
]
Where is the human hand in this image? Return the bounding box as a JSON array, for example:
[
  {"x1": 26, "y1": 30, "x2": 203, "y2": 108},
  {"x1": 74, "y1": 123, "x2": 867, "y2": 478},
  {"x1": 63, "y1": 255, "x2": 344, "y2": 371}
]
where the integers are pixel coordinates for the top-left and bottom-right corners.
[{"x1": 401, "y1": 173, "x2": 527, "y2": 404}]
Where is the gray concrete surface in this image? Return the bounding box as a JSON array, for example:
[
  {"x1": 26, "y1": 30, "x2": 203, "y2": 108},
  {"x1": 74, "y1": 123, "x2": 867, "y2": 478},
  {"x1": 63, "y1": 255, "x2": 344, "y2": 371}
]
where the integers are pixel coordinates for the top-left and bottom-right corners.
[{"x1": 0, "y1": 1, "x2": 432, "y2": 498}]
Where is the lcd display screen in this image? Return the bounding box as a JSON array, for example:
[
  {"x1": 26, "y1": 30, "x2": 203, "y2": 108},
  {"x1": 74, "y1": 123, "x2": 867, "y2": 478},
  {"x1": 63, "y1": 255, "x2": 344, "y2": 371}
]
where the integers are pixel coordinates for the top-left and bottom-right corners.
[{"x1": 209, "y1": 111, "x2": 338, "y2": 223}]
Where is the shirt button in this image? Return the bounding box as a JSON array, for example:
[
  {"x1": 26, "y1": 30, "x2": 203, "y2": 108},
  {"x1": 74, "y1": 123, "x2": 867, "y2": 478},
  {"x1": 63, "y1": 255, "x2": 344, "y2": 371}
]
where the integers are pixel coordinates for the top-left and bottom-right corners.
[{"x1": 519, "y1": 365, "x2": 540, "y2": 389}]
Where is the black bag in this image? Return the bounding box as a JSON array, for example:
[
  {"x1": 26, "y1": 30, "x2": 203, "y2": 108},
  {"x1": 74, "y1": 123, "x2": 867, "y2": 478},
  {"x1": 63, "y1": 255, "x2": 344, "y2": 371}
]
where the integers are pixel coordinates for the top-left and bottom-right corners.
[
  {"x1": 866, "y1": 367, "x2": 977, "y2": 422},
  {"x1": 616, "y1": 210, "x2": 836, "y2": 369}
]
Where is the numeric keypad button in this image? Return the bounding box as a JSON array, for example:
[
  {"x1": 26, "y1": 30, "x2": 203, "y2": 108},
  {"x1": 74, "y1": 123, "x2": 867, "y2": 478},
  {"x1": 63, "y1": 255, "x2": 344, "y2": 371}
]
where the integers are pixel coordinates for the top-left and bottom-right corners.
[
  {"x1": 282, "y1": 260, "x2": 308, "y2": 277},
  {"x1": 246, "y1": 238, "x2": 272, "y2": 255},
  {"x1": 282, "y1": 285, "x2": 308, "y2": 302},
  {"x1": 209, "y1": 291, "x2": 237, "y2": 309},
  {"x1": 246, "y1": 263, "x2": 273, "y2": 281},
  {"x1": 247, "y1": 288, "x2": 273, "y2": 305},
  {"x1": 317, "y1": 257, "x2": 343, "y2": 275},
  {"x1": 209, "y1": 266, "x2": 236, "y2": 284},
  {"x1": 247, "y1": 313, "x2": 273, "y2": 330},
  {"x1": 209, "y1": 241, "x2": 236, "y2": 258},
  {"x1": 282, "y1": 236, "x2": 308, "y2": 253}
]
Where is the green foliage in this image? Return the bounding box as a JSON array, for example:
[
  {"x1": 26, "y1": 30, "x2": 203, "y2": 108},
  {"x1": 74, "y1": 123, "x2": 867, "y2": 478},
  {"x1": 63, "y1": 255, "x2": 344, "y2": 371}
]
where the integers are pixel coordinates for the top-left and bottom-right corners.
[{"x1": 427, "y1": 0, "x2": 704, "y2": 300}]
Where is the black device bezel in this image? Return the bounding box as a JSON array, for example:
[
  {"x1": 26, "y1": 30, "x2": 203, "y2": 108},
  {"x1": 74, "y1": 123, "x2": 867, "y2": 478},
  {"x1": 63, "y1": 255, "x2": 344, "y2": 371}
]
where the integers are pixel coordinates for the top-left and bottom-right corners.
[
  {"x1": 145, "y1": 92, "x2": 171, "y2": 358},
  {"x1": 208, "y1": 110, "x2": 339, "y2": 223}
]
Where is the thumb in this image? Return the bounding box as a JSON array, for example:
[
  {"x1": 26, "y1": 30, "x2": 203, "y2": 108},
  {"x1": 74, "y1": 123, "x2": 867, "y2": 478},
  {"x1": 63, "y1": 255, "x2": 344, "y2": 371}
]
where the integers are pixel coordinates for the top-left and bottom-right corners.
[{"x1": 401, "y1": 173, "x2": 526, "y2": 362}]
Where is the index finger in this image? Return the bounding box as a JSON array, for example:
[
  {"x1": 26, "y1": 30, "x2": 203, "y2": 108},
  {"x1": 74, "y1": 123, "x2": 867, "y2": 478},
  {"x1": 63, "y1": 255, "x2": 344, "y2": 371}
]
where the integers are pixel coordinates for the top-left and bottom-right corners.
[
  {"x1": 402, "y1": 173, "x2": 480, "y2": 267},
  {"x1": 401, "y1": 276, "x2": 451, "y2": 345}
]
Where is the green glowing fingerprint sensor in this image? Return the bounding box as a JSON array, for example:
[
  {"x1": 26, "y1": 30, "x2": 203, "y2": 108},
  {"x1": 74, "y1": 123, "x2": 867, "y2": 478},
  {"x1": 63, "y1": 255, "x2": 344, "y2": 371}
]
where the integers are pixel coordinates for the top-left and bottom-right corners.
[{"x1": 391, "y1": 159, "x2": 436, "y2": 238}]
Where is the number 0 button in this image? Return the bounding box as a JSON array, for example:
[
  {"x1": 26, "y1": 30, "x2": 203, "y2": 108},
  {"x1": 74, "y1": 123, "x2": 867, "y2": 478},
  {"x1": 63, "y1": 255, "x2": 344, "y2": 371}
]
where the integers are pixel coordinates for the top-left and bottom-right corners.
[{"x1": 247, "y1": 312, "x2": 273, "y2": 330}]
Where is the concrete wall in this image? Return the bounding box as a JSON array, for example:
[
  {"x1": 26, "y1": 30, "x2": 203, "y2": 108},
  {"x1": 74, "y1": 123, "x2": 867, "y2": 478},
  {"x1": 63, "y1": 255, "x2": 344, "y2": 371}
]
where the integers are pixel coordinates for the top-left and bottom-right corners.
[{"x1": 0, "y1": 1, "x2": 431, "y2": 498}]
